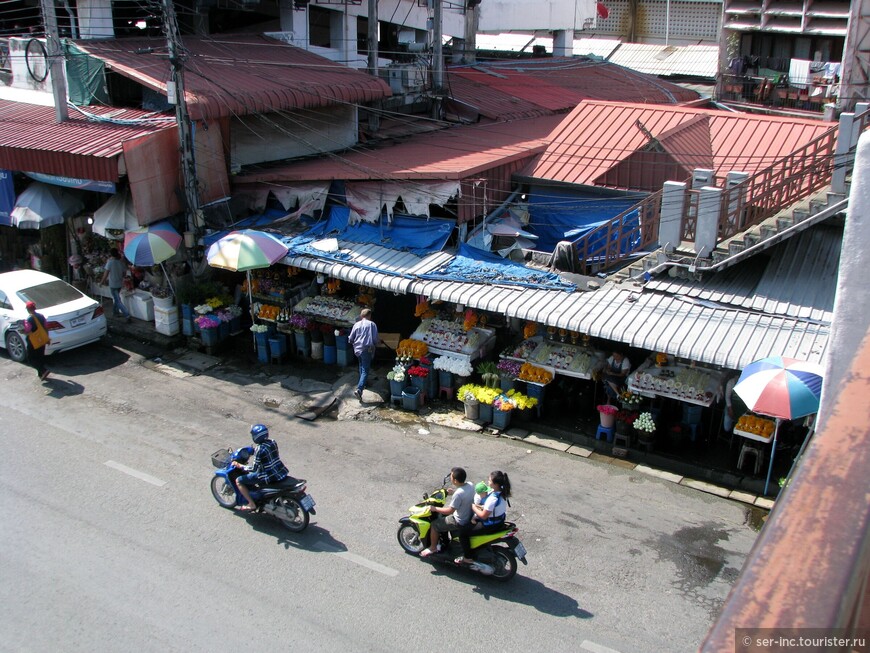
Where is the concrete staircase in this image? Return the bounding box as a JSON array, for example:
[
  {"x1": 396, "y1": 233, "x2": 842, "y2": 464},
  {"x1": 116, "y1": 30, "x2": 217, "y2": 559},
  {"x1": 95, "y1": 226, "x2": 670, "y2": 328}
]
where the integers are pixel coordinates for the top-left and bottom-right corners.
[{"x1": 613, "y1": 186, "x2": 848, "y2": 283}]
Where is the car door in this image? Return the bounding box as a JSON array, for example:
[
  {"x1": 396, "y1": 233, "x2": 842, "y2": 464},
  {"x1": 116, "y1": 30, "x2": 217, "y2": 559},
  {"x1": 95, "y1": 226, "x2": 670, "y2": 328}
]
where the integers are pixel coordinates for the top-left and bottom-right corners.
[{"x1": 0, "y1": 288, "x2": 15, "y2": 347}]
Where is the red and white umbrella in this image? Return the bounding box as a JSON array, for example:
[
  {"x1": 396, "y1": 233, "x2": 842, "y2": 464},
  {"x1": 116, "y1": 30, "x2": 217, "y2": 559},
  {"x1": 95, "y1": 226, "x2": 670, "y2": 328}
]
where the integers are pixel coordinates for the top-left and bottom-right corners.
[{"x1": 733, "y1": 356, "x2": 824, "y2": 494}]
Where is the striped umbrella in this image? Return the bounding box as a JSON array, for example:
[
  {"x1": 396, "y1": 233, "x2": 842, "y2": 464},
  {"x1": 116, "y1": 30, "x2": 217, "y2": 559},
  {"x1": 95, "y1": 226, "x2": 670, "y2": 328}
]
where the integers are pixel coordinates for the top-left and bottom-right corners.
[
  {"x1": 206, "y1": 230, "x2": 289, "y2": 345},
  {"x1": 733, "y1": 356, "x2": 824, "y2": 494},
  {"x1": 123, "y1": 221, "x2": 182, "y2": 266}
]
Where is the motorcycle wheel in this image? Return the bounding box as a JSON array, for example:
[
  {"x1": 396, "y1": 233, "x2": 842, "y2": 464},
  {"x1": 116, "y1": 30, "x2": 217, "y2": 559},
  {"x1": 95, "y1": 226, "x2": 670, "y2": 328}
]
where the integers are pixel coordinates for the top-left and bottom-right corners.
[
  {"x1": 397, "y1": 523, "x2": 425, "y2": 555},
  {"x1": 485, "y1": 547, "x2": 518, "y2": 582},
  {"x1": 274, "y1": 497, "x2": 309, "y2": 532},
  {"x1": 210, "y1": 476, "x2": 237, "y2": 508}
]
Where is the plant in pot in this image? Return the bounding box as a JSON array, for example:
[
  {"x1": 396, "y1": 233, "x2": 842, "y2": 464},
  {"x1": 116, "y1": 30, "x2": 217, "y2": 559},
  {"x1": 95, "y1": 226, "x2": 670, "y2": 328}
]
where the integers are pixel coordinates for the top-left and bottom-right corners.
[
  {"x1": 492, "y1": 393, "x2": 517, "y2": 429},
  {"x1": 476, "y1": 360, "x2": 499, "y2": 388},
  {"x1": 619, "y1": 390, "x2": 643, "y2": 411},
  {"x1": 474, "y1": 386, "x2": 500, "y2": 424},
  {"x1": 615, "y1": 409, "x2": 639, "y2": 435},
  {"x1": 407, "y1": 364, "x2": 430, "y2": 395}
]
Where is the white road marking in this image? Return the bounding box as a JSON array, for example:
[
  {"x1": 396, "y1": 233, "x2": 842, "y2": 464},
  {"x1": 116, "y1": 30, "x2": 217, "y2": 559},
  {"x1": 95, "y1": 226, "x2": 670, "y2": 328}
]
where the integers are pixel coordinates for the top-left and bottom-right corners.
[
  {"x1": 581, "y1": 640, "x2": 623, "y2": 653},
  {"x1": 104, "y1": 461, "x2": 167, "y2": 487},
  {"x1": 313, "y1": 542, "x2": 399, "y2": 577}
]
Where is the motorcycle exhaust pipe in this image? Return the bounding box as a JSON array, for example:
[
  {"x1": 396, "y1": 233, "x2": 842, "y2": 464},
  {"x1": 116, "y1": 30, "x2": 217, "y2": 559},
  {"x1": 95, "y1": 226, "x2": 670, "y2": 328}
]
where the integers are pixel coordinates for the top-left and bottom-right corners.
[{"x1": 470, "y1": 562, "x2": 494, "y2": 575}]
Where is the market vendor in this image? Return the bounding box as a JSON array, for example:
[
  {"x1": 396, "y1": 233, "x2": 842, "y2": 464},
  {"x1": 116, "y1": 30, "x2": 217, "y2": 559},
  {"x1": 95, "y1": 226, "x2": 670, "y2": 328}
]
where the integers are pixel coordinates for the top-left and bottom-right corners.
[
  {"x1": 603, "y1": 350, "x2": 631, "y2": 401},
  {"x1": 721, "y1": 373, "x2": 746, "y2": 435}
]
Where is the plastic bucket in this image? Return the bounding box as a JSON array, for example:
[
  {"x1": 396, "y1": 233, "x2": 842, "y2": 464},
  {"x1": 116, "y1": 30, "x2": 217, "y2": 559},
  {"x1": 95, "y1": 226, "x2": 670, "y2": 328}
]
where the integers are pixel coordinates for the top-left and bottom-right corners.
[
  {"x1": 402, "y1": 387, "x2": 421, "y2": 411},
  {"x1": 492, "y1": 408, "x2": 511, "y2": 430},
  {"x1": 337, "y1": 348, "x2": 351, "y2": 367},
  {"x1": 311, "y1": 341, "x2": 324, "y2": 360},
  {"x1": 201, "y1": 327, "x2": 219, "y2": 347},
  {"x1": 323, "y1": 344, "x2": 337, "y2": 365},
  {"x1": 390, "y1": 379, "x2": 405, "y2": 397},
  {"x1": 479, "y1": 403, "x2": 493, "y2": 424},
  {"x1": 599, "y1": 411, "x2": 616, "y2": 428},
  {"x1": 464, "y1": 400, "x2": 480, "y2": 420}
]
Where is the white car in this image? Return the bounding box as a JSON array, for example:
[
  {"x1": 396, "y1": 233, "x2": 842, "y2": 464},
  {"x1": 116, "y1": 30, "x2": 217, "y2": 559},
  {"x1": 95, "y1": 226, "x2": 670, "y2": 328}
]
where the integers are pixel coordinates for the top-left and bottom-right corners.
[{"x1": 0, "y1": 270, "x2": 107, "y2": 363}]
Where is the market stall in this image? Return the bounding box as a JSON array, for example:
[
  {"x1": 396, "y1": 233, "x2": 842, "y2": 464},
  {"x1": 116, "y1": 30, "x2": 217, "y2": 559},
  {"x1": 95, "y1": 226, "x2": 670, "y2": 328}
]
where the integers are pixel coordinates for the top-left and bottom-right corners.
[
  {"x1": 410, "y1": 317, "x2": 496, "y2": 362},
  {"x1": 627, "y1": 360, "x2": 725, "y2": 407},
  {"x1": 501, "y1": 335, "x2": 604, "y2": 380},
  {"x1": 291, "y1": 295, "x2": 362, "y2": 327}
]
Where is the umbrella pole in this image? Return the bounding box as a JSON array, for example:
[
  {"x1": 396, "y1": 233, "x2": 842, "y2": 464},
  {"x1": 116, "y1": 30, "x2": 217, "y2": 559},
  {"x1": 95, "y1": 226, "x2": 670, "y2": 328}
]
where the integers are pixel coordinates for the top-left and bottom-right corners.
[
  {"x1": 763, "y1": 417, "x2": 781, "y2": 496},
  {"x1": 247, "y1": 270, "x2": 256, "y2": 348},
  {"x1": 159, "y1": 262, "x2": 175, "y2": 298}
]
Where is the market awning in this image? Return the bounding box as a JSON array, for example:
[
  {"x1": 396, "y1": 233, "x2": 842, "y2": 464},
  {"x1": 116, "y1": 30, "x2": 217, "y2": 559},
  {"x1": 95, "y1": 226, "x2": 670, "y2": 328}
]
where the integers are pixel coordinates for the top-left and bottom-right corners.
[
  {"x1": 74, "y1": 34, "x2": 391, "y2": 121},
  {"x1": 0, "y1": 100, "x2": 175, "y2": 182}
]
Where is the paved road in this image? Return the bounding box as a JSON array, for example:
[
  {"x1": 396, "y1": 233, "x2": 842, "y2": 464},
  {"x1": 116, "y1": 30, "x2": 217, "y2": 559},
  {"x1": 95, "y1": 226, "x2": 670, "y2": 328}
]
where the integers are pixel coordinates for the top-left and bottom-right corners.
[{"x1": 0, "y1": 337, "x2": 759, "y2": 653}]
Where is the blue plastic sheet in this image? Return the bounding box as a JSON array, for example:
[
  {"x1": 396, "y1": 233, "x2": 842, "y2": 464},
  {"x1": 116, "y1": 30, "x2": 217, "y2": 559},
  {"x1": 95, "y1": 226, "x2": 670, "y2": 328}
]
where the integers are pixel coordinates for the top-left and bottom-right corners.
[
  {"x1": 419, "y1": 243, "x2": 575, "y2": 291},
  {"x1": 203, "y1": 208, "x2": 317, "y2": 247},
  {"x1": 297, "y1": 208, "x2": 454, "y2": 256},
  {"x1": 527, "y1": 187, "x2": 640, "y2": 253}
]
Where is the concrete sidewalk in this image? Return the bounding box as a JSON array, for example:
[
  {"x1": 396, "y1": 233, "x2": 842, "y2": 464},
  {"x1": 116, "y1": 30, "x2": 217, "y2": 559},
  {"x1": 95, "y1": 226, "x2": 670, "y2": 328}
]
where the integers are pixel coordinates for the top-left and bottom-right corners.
[{"x1": 109, "y1": 318, "x2": 776, "y2": 513}]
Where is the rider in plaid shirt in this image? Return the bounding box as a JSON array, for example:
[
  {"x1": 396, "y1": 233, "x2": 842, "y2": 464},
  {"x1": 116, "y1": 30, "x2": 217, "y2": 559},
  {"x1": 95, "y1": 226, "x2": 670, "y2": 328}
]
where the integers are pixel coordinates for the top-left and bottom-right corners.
[{"x1": 233, "y1": 424, "x2": 289, "y2": 511}]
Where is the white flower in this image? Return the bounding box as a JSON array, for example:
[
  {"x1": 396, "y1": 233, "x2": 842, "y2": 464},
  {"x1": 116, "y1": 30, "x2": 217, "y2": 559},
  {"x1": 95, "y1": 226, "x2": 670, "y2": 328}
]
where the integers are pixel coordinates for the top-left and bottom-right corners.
[{"x1": 433, "y1": 355, "x2": 473, "y2": 377}]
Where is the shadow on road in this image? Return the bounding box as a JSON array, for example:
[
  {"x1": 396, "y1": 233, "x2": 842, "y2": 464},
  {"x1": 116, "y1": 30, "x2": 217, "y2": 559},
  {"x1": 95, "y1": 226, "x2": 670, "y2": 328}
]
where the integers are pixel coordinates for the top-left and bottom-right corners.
[
  {"x1": 243, "y1": 517, "x2": 346, "y2": 553},
  {"x1": 42, "y1": 377, "x2": 84, "y2": 398},
  {"x1": 426, "y1": 565, "x2": 594, "y2": 619}
]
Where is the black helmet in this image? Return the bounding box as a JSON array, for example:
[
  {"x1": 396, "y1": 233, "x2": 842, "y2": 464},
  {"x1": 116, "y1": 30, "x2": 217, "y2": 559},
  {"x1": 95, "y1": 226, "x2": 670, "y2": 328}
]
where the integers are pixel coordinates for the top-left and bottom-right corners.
[{"x1": 250, "y1": 424, "x2": 269, "y2": 444}]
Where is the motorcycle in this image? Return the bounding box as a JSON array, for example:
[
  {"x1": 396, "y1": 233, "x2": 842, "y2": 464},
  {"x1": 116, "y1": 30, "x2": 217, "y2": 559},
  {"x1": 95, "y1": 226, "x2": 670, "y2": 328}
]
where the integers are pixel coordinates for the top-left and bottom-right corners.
[
  {"x1": 210, "y1": 446, "x2": 316, "y2": 532},
  {"x1": 396, "y1": 474, "x2": 528, "y2": 582}
]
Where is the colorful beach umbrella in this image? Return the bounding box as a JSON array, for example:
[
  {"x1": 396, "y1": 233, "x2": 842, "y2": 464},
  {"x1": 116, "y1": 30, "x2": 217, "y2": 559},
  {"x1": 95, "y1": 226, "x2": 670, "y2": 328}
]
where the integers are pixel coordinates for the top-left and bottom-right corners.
[
  {"x1": 123, "y1": 221, "x2": 182, "y2": 266},
  {"x1": 205, "y1": 229, "x2": 289, "y2": 272},
  {"x1": 733, "y1": 356, "x2": 823, "y2": 420},
  {"x1": 206, "y1": 230, "x2": 289, "y2": 346},
  {"x1": 733, "y1": 356, "x2": 824, "y2": 495}
]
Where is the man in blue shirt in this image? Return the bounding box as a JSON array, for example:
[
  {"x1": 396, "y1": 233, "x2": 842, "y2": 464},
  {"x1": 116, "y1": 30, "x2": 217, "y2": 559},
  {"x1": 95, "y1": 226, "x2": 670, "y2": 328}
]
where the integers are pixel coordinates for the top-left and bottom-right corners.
[{"x1": 348, "y1": 308, "x2": 378, "y2": 400}]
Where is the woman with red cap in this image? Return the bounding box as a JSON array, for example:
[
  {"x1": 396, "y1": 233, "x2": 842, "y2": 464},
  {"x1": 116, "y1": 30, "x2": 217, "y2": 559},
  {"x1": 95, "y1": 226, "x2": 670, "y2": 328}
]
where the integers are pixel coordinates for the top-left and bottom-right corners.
[{"x1": 23, "y1": 300, "x2": 50, "y2": 380}]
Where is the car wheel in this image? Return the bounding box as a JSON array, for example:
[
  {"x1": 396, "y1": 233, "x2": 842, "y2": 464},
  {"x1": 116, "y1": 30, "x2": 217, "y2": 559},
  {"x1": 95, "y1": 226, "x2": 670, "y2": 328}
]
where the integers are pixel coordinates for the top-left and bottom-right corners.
[{"x1": 5, "y1": 331, "x2": 28, "y2": 363}]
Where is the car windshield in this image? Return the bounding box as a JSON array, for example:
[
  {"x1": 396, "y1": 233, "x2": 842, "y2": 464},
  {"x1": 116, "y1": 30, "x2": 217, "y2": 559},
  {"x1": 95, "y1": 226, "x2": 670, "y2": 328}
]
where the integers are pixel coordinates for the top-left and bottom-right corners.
[{"x1": 18, "y1": 280, "x2": 84, "y2": 308}]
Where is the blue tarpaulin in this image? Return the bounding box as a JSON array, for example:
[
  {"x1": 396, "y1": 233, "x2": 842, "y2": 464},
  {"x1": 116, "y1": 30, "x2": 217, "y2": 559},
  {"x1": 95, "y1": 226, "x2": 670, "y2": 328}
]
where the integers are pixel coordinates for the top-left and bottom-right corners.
[
  {"x1": 528, "y1": 187, "x2": 640, "y2": 253},
  {"x1": 0, "y1": 170, "x2": 14, "y2": 226},
  {"x1": 284, "y1": 207, "x2": 454, "y2": 258},
  {"x1": 419, "y1": 243, "x2": 575, "y2": 291}
]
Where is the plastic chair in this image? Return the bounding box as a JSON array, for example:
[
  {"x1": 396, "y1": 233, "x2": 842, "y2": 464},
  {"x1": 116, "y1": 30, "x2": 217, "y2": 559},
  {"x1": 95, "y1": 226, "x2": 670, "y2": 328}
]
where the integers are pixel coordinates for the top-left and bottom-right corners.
[
  {"x1": 438, "y1": 386, "x2": 453, "y2": 401},
  {"x1": 595, "y1": 425, "x2": 615, "y2": 443}
]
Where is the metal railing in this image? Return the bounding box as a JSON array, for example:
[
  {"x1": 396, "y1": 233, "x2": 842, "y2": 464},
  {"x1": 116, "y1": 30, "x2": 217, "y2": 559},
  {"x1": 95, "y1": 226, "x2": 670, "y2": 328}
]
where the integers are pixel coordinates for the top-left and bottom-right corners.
[
  {"x1": 712, "y1": 127, "x2": 838, "y2": 241},
  {"x1": 718, "y1": 73, "x2": 831, "y2": 113},
  {"x1": 574, "y1": 191, "x2": 661, "y2": 274}
]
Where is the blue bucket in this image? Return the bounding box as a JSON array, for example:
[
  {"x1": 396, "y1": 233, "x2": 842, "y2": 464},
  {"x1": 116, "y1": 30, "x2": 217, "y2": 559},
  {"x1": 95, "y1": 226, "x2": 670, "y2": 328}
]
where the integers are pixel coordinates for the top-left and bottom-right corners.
[{"x1": 323, "y1": 344, "x2": 337, "y2": 365}]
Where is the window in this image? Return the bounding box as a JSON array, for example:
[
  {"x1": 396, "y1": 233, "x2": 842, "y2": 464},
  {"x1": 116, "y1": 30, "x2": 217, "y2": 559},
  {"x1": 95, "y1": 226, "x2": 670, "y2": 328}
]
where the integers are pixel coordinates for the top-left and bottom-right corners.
[{"x1": 18, "y1": 280, "x2": 83, "y2": 308}]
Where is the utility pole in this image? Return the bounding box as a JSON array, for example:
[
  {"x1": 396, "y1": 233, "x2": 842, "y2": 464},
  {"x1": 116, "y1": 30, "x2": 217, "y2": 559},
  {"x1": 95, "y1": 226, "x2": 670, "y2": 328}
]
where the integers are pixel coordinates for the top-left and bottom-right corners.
[
  {"x1": 367, "y1": 0, "x2": 379, "y2": 132},
  {"x1": 432, "y1": 0, "x2": 443, "y2": 91},
  {"x1": 161, "y1": 0, "x2": 201, "y2": 235},
  {"x1": 40, "y1": 0, "x2": 69, "y2": 122}
]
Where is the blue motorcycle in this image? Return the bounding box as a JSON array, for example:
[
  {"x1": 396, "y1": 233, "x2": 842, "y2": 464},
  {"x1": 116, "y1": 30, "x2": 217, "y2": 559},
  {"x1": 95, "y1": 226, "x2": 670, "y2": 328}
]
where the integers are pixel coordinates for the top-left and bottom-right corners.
[{"x1": 210, "y1": 447, "x2": 316, "y2": 532}]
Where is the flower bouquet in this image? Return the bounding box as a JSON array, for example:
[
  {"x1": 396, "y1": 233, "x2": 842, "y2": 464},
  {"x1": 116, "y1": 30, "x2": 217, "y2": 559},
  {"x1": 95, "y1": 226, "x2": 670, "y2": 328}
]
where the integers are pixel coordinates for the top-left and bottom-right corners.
[
  {"x1": 150, "y1": 285, "x2": 172, "y2": 299},
  {"x1": 633, "y1": 412, "x2": 656, "y2": 438},
  {"x1": 195, "y1": 314, "x2": 221, "y2": 329},
  {"x1": 597, "y1": 403, "x2": 618, "y2": 428},
  {"x1": 288, "y1": 313, "x2": 311, "y2": 333},
  {"x1": 493, "y1": 394, "x2": 517, "y2": 412},
  {"x1": 434, "y1": 355, "x2": 473, "y2": 378},
  {"x1": 407, "y1": 365, "x2": 430, "y2": 378},
  {"x1": 619, "y1": 390, "x2": 643, "y2": 410},
  {"x1": 497, "y1": 358, "x2": 521, "y2": 380},
  {"x1": 250, "y1": 324, "x2": 270, "y2": 333},
  {"x1": 456, "y1": 383, "x2": 479, "y2": 404},
  {"x1": 194, "y1": 303, "x2": 213, "y2": 315},
  {"x1": 505, "y1": 389, "x2": 538, "y2": 411},
  {"x1": 387, "y1": 363, "x2": 407, "y2": 383},
  {"x1": 226, "y1": 305, "x2": 243, "y2": 318}
]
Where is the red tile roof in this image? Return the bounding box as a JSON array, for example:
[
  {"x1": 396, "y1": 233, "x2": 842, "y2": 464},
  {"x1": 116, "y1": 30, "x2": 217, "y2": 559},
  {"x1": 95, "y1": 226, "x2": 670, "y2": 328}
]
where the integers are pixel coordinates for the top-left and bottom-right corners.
[
  {"x1": 74, "y1": 34, "x2": 392, "y2": 121},
  {"x1": 236, "y1": 114, "x2": 564, "y2": 183},
  {"x1": 525, "y1": 101, "x2": 835, "y2": 188},
  {"x1": 445, "y1": 57, "x2": 699, "y2": 121},
  {"x1": 0, "y1": 100, "x2": 175, "y2": 181}
]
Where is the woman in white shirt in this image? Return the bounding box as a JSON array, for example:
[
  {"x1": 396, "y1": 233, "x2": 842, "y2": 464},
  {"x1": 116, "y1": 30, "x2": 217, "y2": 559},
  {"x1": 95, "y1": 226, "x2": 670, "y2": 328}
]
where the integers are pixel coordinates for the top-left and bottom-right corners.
[{"x1": 455, "y1": 470, "x2": 512, "y2": 565}]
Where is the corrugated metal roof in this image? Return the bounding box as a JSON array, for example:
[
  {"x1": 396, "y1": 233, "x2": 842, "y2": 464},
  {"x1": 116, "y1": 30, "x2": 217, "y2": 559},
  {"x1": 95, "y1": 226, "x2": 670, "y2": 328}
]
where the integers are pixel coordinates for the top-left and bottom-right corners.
[
  {"x1": 646, "y1": 225, "x2": 841, "y2": 323},
  {"x1": 235, "y1": 115, "x2": 563, "y2": 183},
  {"x1": 0, "y1": 100, "x2": 175, "y2": 181},
  {"x1": 277, "y1": 224, "x2": 834, "y2": 371},
  {"x1": 74, "y1": 34, "x2": 391, "y2": 121},
  {"x1": 526, "y1": 101, "x2": 835, "y2": 188},
  {"x1": 445, "y1": 57, "x2": 698, "y2": 121},
  {"x1": 607, "y1": 43, "x2": 720, "y2": 79},
  {"x1": 407, "y1": 278, "x2": 828, "y2": 369}
]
